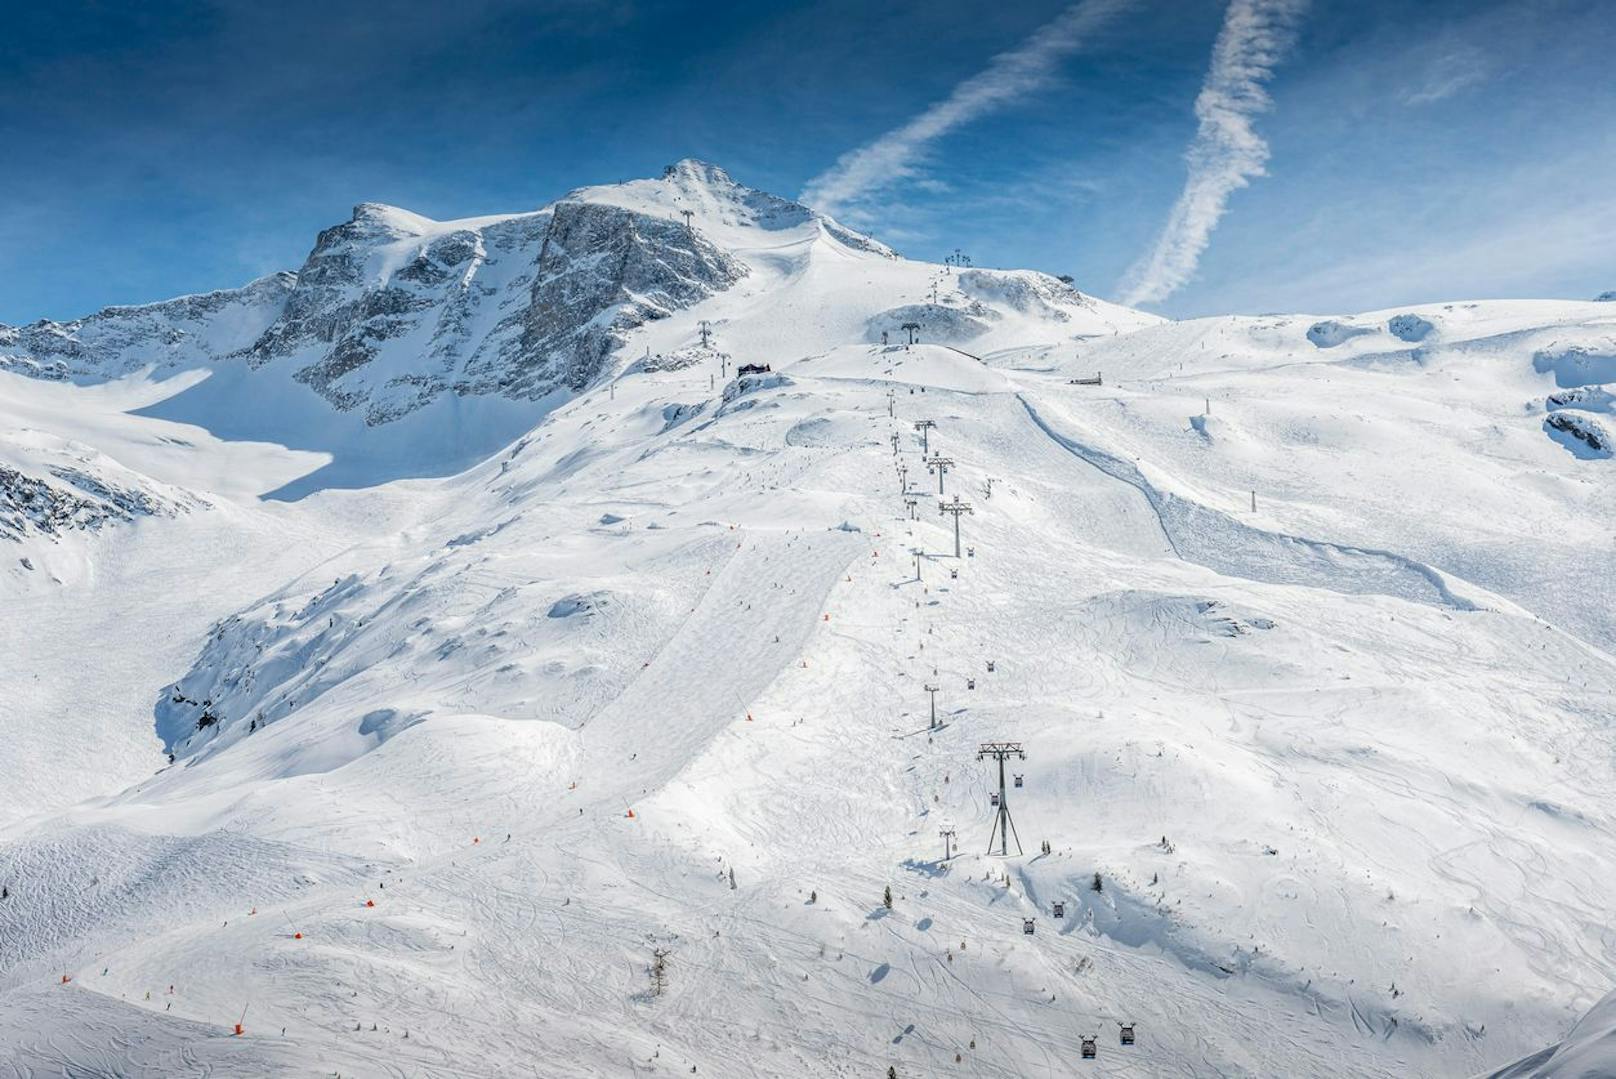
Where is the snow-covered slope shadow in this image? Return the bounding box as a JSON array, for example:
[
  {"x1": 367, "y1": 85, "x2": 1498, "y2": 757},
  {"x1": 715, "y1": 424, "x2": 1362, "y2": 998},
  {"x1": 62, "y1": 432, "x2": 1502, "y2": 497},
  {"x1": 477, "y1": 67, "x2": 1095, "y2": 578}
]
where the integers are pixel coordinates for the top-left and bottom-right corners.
[
  {"x1": 135, "y1": 363, "x2": 561, "y2": 499},
  {"x1": 1019, "y1": 396, "x2": 1480, "y2": 609}
]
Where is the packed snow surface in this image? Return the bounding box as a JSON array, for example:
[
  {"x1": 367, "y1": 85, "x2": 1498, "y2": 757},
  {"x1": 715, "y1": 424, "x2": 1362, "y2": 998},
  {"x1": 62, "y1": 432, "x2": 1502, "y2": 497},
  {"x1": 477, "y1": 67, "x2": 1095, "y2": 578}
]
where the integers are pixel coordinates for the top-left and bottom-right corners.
[{"x1": 2, "y1": 164, "x2": 1614, "y2": 1078}]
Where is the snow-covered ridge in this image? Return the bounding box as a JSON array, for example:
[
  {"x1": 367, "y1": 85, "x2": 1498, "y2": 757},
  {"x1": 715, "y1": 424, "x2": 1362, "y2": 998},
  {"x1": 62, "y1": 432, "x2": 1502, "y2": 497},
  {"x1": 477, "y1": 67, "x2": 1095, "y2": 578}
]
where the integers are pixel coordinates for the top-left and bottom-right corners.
[
  {"x1": 0, "y1": 273, "x2": 295, "y2": 382},
  {"x1": 0, "y1": 161, "x2": 936, "y2": 429},
  {"x1": 0, "y1": 430, "x2": 198, "y2": 542},
  {"x1": 0, "y1": 161, "x2": 1159, "y2": 439}
]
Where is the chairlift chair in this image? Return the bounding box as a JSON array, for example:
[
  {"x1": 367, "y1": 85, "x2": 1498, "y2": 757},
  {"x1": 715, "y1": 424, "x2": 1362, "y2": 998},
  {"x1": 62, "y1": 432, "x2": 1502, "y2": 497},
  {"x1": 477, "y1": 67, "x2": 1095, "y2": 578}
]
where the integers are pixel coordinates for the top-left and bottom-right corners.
[
  {"x1": 986, "y1": 660, "x2": 995, "y2": 672},
  {"x1": 1081, "y1": 1037, "x2": 1098, "y2": 1060},
  {"x1": 1120, "y1": 1024, "x2": 1136, "y2": 1046},
  {"x1": 1013, "y1": 774, "x2": 1024, "y2": 788},
  {"x1": 990, "y1": 792, "x2": 1000, "y2": 807},
  {"x1": 1053, "y1": 901, "x2": 1065, "y2": 918},
  {"x1": 950, "y1": 568, "x2": 958, "y2": 579},
  {"x1": 1022, "y1": 919, "x2": 1035, "y2": 935},
  {"x1": 967, "y1": 678, "x2": 976, "y2": 690}
]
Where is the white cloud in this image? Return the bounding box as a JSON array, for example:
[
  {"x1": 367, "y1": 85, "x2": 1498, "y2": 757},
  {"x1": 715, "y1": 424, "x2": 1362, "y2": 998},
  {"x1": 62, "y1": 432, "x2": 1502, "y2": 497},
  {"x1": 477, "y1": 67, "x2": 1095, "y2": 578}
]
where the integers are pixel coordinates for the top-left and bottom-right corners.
[
  {"x1": 1118, "y1": 0, "x2": 1307, "y2": 307},
  {"x1": 799, "y1": 0, "x2": 1129, "y2": 218}
]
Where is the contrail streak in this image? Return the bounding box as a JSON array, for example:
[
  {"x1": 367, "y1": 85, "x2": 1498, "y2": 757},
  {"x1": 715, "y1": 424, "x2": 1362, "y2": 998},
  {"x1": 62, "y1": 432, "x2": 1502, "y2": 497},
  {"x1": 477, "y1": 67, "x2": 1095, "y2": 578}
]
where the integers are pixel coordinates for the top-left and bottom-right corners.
[
  {"x1": 1119, "y1": 0, "x2": 1307, "y2": 307},
  {"x1": 801, "y1": 0, "x2": 1130, "y2": 218}
]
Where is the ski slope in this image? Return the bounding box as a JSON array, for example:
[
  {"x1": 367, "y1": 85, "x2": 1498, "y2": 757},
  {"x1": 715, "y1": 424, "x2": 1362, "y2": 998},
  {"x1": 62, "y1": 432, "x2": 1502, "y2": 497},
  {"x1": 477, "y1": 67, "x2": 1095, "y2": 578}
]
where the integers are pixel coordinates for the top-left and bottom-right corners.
[{"x1": 2, "y1": 163, "x2": 1614, "y2": 1078}]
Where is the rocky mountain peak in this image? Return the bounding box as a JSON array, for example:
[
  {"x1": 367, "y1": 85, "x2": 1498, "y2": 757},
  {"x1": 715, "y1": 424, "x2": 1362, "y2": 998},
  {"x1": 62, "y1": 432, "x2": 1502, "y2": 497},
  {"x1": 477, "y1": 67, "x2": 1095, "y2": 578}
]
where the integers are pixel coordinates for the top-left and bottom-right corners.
[{"x1": 660, "y1": 157, "x2": 738, "y2": 191}]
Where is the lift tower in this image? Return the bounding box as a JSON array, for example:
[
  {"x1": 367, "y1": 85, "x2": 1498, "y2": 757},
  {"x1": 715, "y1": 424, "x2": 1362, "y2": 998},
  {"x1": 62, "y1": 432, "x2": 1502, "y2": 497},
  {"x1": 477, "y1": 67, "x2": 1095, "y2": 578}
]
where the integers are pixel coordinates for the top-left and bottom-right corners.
[
  {"x1": 929, "y1": 454, "x2": 954, "y2": 495},
  {"x1": 912, "y1": 419, "x2": 936, "y2": 455},
  {"x1": 978, "y1": 741, "x2": 1025, "y2": 856},
  {"x1": 938, "y1": 498, "x2": 973, "y2": 558}
]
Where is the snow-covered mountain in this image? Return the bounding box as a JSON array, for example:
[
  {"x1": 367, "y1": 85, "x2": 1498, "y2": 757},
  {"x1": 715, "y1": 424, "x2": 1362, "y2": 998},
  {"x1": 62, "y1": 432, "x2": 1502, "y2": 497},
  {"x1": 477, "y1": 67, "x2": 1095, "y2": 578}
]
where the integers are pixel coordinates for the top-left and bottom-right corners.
[
  {"x1": 0, "y1": 160, "x2": 1127, "y2": 428},
  {"x1": 1, "y1": 159, "x2": 1144, "y2": 501},
  {"x1": 2, "y1": 162, "x2": 1613, "y2": 1078}
]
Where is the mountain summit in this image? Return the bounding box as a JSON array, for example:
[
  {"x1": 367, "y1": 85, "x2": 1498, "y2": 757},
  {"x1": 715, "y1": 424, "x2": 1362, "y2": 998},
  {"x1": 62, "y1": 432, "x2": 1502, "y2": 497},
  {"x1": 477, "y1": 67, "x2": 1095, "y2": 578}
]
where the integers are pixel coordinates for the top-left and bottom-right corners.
[{"x1": 4, "y1": 161, "x2": 1117, "y2": 432}]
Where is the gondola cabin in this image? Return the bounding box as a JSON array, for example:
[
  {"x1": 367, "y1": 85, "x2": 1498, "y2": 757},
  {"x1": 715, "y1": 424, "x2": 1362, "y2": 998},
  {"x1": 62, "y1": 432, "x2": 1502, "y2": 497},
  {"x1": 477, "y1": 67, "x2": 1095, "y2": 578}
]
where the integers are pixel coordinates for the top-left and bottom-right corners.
[
  {"x1": 1120, "y1": 1024, "x2": 1136, "y2": 1046},
  {"x1": 1053, "y1": 901, "x2": 1065, "y2": 918},
  {"x1": 1013, "y1": 774, "x2": 1024, "y2": 788},
  {"x1": 1081, "y1": 1037, "x2": 1097, "y2": 1060},
  {"x1": 1022, "y1": 919, "x2": 1035, "y2": 935},
  {"x1": 990, "y1": 792, "x2": 1000, "y2": 807}
]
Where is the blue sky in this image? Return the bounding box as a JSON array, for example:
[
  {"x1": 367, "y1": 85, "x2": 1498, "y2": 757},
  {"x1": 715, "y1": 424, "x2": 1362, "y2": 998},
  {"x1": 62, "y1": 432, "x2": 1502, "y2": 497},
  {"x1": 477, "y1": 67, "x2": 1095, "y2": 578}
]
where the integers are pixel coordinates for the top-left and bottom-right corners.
[{"x1": 2, "y1": 0, "x2": 1612, "y2": 324}]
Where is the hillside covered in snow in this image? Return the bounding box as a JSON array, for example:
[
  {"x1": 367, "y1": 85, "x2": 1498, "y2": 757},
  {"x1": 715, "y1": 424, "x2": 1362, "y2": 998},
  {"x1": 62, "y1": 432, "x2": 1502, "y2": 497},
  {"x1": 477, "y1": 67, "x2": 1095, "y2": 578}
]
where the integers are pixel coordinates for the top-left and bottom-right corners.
[{"x1": 1, "y1": 161, "x2": 1613, "y2": 1078}]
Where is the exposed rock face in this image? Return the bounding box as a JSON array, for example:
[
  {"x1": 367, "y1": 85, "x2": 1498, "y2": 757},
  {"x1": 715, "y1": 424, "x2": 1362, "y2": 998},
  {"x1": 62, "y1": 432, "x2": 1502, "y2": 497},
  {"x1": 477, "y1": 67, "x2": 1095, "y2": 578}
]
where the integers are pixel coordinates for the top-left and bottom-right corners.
[
  {"x1": 958, "y1": 269, "x2": 1088, "y2": 320},
  {"x1": 1306, "y1": 320, "x2": 1376, "y2": 348},
  {"x1": 629, "y1": 346, "x2": 721, "y2": 375},
  {"x1": 1387, "y1": 313, "x2": 1435, "y2": 342},
  {"x1": 255, "y1": 197, "x2": 744, "y2": 424},
  {"x1": 504, "y1": 200, "x2": 746, "y2": 399},
  {"x1": 0, "y1": 464, "x2": 182, "y2": 541},
  {"x1": 1544, "y1": 411, "x2": 1613, "y2": 458},
  {"x1": 251, "y1": 206, "x2": 555, "y2": 424},
  {"x1": 0, "y1": 467, "x2": 108, "y2": 540},
  {"x1": 0, "y1": 274, "x2": 295, "y2": 381},
  {"x1": 866, "y1": 302, "x2": 993, "y2": 344},
  {"x1": 1, "y1": 162, "x2": 763, "y2": 426},
  {"x1": 1532, "y1": 343, "x2": 1616, "y2": 389},
  {"x1": 1546, "y1": 385, "x2": 1615, "y2": 413},
  {"x1": 652, "y1": 159, "x2": 895, "y2": 257}
]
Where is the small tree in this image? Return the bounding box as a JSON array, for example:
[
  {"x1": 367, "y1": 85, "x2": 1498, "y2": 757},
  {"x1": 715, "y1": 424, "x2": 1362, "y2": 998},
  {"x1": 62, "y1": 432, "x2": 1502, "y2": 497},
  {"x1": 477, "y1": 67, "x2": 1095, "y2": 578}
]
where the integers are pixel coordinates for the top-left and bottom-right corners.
[
  {"x1": 883, "y1": 885, "x2": 893, "y2": 910},
  {"x1": 650, "y1": 948, "x2": 670, "y2": 997}
]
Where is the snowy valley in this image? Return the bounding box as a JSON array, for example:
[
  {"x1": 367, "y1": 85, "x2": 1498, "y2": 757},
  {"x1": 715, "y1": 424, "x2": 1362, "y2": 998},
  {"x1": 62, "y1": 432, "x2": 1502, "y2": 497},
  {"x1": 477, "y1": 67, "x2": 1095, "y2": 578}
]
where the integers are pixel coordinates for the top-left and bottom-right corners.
[{"x1": 2, "y1": 161, "x2": 1614, "y2": 1077}]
